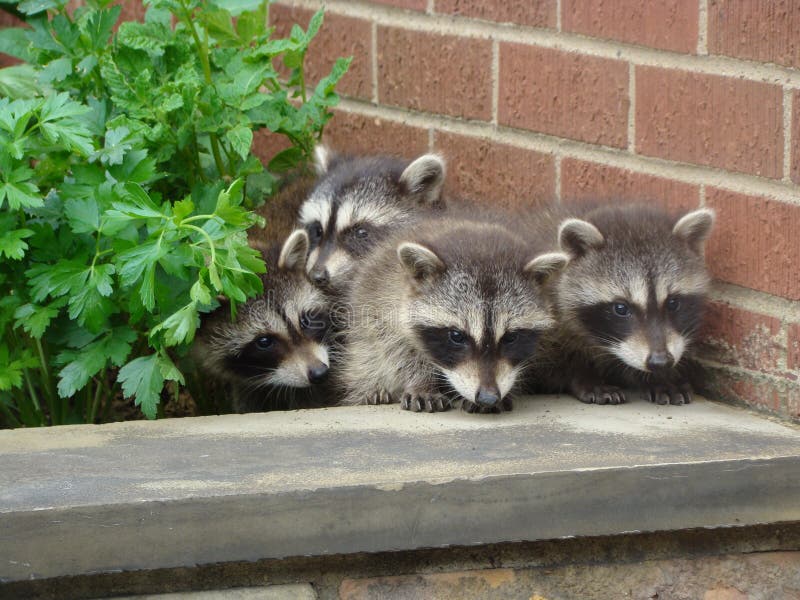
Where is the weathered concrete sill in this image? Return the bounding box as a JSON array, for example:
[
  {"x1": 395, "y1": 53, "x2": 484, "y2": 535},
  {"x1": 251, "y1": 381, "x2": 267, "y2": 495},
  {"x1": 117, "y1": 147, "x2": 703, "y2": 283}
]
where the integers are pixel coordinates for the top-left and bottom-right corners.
[{"x1": 1, "y1": 396, "x2": 799, "y2": 583}]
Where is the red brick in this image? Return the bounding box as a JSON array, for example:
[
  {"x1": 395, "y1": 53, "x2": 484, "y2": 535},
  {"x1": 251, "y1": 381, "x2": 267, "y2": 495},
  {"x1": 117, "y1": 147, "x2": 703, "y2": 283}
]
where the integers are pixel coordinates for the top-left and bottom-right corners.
[
  {"x1": 323, "y1": 110, "x2": 429, "y2": 158},
  {"x1": 371, "y1": 0, "x2": 427, "y2": 10},
  {"x1": 708, "y1": 0, "x2": 800, "y2": 69},
  {"x1": 560, "y1": 158, "x2": 700, "y2": 212},
  {"x1": 705, "y1": 188, "x2": 800, "y2": 300},
  {"x1": 252, "y1": 129, "x2": 293, "y2": 166},
  {"x1": 635, "y1": 67, "x2": 783, "y2": 178},
  {"x1": 562, "y1": 0, "x2": 698, "y2": 53},
  {"x1": 789, "y1": 323, "x2": 800, "y2": 371},
  {"x1": 499, "y1": 44, "x2": 628, "y2": 148},
  {"x1": 701, "y1": 301, "x2": 783, "y2": 373},
  {"x1": 378, "y1": 27, "x2": 492, "y2": 121},
  {"x1": 792, "y1": 91, "x2": 800, "y2": 184},
  {"x1": 433, "y1": 131, "x2": 555, "y2": 208},
  {"x1": 707, "y1": 368, "x2": 800, "y2": 420},
  {"x1": 271, "y1": 5, "x2": 372, "y2": 100},
  {"x1": 340, "y1": 569, "x2": 516, "y2": 600},
  {"x1": 435, "y1": 0, "x2": 556, "y2": 28},
  {"x1": 116, "y1": 0, "x2": 146, "y2": 22}
]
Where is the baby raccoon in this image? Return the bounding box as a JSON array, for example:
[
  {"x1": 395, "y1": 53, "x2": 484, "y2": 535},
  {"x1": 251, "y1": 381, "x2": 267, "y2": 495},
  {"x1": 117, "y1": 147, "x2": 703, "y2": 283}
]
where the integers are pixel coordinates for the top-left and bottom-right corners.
[
  {"x1": 548, "y1": 205, "x2": 714, "y2": 406},
  {"x1": 194, "y1": 230, "x2": 332, "y2": 413},
  {"x1": 339, "y1": 215, "x2": 568, "y2": 413},
  {"x1": 299, "y1": 146, "x2": 446, "y2": 296}
]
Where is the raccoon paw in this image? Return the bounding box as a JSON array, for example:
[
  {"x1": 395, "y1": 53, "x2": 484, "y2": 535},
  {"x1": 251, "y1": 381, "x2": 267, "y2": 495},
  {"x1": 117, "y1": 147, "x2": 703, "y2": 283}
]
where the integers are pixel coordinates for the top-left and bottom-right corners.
[
  {"x1": 366, "y1": 389, "x2": 393, "y2": 405},
  {"x1": 577, "y1": 385, "x2": 626, "y2": 405},
  {"x1": 462, "y1": 397, "x2": 513, "y2": 414},
  {"x1": 400, "y1": 392, "x2": 451, "y2": 413},
  {"x1": 645, "y1": 382, "x2": 693, "y2": 406}
]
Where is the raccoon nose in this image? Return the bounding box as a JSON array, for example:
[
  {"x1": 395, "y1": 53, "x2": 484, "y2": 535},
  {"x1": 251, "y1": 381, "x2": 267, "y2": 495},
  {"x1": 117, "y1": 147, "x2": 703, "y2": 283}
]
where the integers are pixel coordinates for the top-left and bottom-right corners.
[
  {"x1": 475, "y1": 386, "x2": 501, "y2": 408},
  {"x1": 307, "y1": 363, "x2": 329, "y2": 384},
  {"x1": 646, "y1": 351, "x2": 674, "y2": 371},
  {"x1": 310, "y1": 268, "x2": 329, "y2": 285}
]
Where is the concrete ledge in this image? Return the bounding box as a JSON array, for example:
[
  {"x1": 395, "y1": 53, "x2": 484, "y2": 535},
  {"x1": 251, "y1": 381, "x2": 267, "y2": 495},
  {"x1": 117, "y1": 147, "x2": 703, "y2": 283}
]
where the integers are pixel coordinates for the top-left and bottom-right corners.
[{"x1": 1, "y1": 396, "x2": 799, "y2": 582}]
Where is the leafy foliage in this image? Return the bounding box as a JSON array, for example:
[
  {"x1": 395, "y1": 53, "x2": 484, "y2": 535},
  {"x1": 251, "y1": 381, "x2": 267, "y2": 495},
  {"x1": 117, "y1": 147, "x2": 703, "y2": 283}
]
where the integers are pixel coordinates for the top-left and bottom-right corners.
[{"x1": 0, "y1": 0, "x2": 350, "y2": 427}]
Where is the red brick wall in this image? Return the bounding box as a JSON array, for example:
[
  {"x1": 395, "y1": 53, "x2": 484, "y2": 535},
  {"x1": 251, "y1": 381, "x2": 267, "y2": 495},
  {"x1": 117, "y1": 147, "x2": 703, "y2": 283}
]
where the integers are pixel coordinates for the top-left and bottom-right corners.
[
  {"x1": 2, "y1": 1, "x2": 798, "y2": 420},
  {"x1": 270, "y1": 0, "x2": 800, "y2": 421}
]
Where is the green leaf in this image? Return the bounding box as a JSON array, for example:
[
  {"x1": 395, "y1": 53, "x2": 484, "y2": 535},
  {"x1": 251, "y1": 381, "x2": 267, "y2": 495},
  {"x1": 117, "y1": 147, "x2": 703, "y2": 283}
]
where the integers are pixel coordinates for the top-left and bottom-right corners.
[
  {"x1": 64, "y1": 197, "x2": 100, "y2": 233},
  {"x1": 189, "y1": 279, "x2": 212, "y2": 305},
  {"x1": 117, "y1": 21, "x2": 170, "y2": 56},
  {"x1": 0, "y1": 28, "x2": 36, "y2": 62},
  {"x1": 40, "y1": 56, "x2": 72, "y2": 83},
  {"x1": 118, "y1": 354, "x2": 164, "y2": 419},
  {"x1": 235, "y1": 2, "x2": 267, "y2": 40},
  {"x1": 0, "y1": 228, "x2": 34, "y2": 260},
  {"x1": 80, "y1": 5, "x2": 121, "y2": 50},
  {"x1": 14, "y1": 301, "x2": 63, "y2": 339},
  {"x1": 0, "y1": 345, "x2": 38, "y2": 392},
  {"x1": 267, "y1": 147, "x2": 303, "y2": 173},
  {"x1": 18, "y1": 0, "x2": 64, "y2": 15},
  {"x1": 0, "y1": 180, "x2": 42, "y2": 211},
  {"x1": 0, "y1": 65, "x2": 41, "y2": 99},
  {"x1": 152, "y1": 302, "x2": 200, "y2": 346},
  {"x1": 225, "y1": 125, "x2": 253, "y2": 160},
  {"x1": 117, "y1": 238, "x2": 168, "y2": 310}
]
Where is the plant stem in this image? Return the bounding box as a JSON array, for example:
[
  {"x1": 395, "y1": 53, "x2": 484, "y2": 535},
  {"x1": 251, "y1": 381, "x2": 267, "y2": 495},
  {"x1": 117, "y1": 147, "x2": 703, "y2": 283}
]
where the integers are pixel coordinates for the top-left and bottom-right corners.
[
  {"x1": 179, "y1": 0, "x2": 228, "y2": 178},
  {"x1": 182, "y1": 224, "x2": 217, "y2": 268},
  {"x1": 89, "y1": 371, "x2": 103, "y2": 423},
  {"x1": 21, "y1": 367, "x2": 44, "y2": 426}
]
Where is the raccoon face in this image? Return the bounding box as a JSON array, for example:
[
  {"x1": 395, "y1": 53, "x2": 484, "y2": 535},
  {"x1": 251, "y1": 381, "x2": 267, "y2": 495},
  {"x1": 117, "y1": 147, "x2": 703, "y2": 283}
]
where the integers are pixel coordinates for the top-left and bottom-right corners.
[
  {"x1": 299, "y1": 147, "x2": 445, "y2": 294},
  {"x1": 210, "y1": 231, "x2": 332, "y2": 389},
  {"x1": 399, "y1": 241, "x2": 567, "y2": 408},
  {"x1": 557, "y1": 208, "x2": 714, "y2": 373}
]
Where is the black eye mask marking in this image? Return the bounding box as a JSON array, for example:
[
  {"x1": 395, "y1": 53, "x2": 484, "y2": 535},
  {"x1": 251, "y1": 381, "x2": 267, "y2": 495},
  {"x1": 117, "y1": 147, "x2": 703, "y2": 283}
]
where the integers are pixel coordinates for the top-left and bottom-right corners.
[
  {"x1": 414, "y1": 326, "x2": 473, "y2": 368},
  {"x1": 225, "y1": 336, "x2": 287, "y2": 378},
  {"x1": 578, "y1": 303, "x2": 638, "y2": 344},
  {"x1": 339, "y1": 223, "x2": 391, "y2": 258},
  {"x1": 498, "y1": 329, "x2": 540, "y2": 365},
  {"x1": 300, "y1": 308, "x2": 331, "y2": 342},
  {"x1": 665, "y1": 293, "x2": 706, "y2": 338}
]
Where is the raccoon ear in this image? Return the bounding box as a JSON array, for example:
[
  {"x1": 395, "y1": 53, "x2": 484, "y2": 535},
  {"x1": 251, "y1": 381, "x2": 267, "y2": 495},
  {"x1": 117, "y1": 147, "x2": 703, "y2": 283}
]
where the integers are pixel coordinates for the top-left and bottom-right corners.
[
  {"x1": 399, "y1": 154, "x2": 446, "y2": 204},
  {"x1": 313, "y1": 144, "x2": 333, "y2": 175},
  {"x1": 397, "y1": 242, "x2": 445, "y2": 282},
  {"x1": 524, "y1": 252, "x2": 569, "y2": 285},
  {"x1": 672, "y1": 208, "x2": 715, "y2": 253},
  {"x1": 278, "y1": 229, "x2": 310, "y2": 272},
  {"x1": 558, "y1": 218, "x2": 604, "y2": 258}
]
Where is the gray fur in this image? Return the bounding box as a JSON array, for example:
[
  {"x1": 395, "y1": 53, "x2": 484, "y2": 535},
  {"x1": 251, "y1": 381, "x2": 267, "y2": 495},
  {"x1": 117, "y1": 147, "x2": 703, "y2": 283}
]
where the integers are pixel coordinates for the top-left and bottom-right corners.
[
  {"x1": 338, "y1": 212, "x2": 567, "y2": 414},
  {"x1": 533, "y1": 204, "x2": 714, "y2": 407}
]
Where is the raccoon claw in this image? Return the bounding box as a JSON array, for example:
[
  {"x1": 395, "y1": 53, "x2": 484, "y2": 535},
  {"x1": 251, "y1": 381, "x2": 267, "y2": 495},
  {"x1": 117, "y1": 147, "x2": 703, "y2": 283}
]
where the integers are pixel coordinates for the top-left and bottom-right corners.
[
  {"x1": 367, "y1": 389, "x2": 393, "y2": 405},
  {"x1": 400, "y1": 392, "x2": 450, "y2": 413},
  {"x1": 577, "y1": 386, "x2": 626, "y2": 405},
  {"x1": 646, "y1": 382, "x2": 693, "y2": 406}
]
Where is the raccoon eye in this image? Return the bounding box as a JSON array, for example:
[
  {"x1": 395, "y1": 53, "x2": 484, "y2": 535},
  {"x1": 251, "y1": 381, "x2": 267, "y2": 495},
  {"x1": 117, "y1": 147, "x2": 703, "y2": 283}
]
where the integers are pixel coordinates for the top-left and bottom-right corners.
[
  {"x1": 613, "y1": 302, "x2": 631, "y2": 317},
  {"x1": 308, "y1": 222, "x2": 323, "y2": 241},
  {"x1": 355, "y1": 227, "x2": 369, "y2": 239},
  {"x1": 666, "y1": 297, "x2": 681, "y2": 312},
  {"x1": 448, "y1": 330, "x2": 466, "y2": 345},
  {"x1": 500, "y1": 331, "x2": 518, "y2": 345},
  {"x1": 255, "y1": 336, "x2": 274, "y2": 350}
]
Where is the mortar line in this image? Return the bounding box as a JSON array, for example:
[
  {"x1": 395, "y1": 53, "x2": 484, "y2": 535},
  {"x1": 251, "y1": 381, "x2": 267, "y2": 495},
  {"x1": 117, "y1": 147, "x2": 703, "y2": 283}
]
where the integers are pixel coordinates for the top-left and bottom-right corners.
[
  {"x1": 699, "y1": 184, "x2": 706, "y2": 208},
  {"x1": 697, "y1": 0, "x2": 708, "y2": 55},
  {"x1": 556, "y1": 0, "x2": 562, "y2": 32},
  {"x1": 491, "y1": 39, "x2": 499, "y2": 126},
  {"x1": 427, "y1": 0, "x2": 434, "y2": 15},
  {"x1": 709, "y1": 281, "x2": 800, "y2": 321},
  {"x1": 293, "y1": 0, "x2": 800, "y2": 87},
  {"x1": 554, "y1": 155, "x2": 562, "y2": 204},
  {"x1": 628, "y1": 63, "x2": 636, "y2": 152},
  {"x1": 783, "y1": 88, "x2": 792, "y2": 182},
  {"x1": 371, "y1": 21, "x2": 379, "y2": 104},
  {"x1": 336, "y1": 98, "x2": 800, "y2": 205}
]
